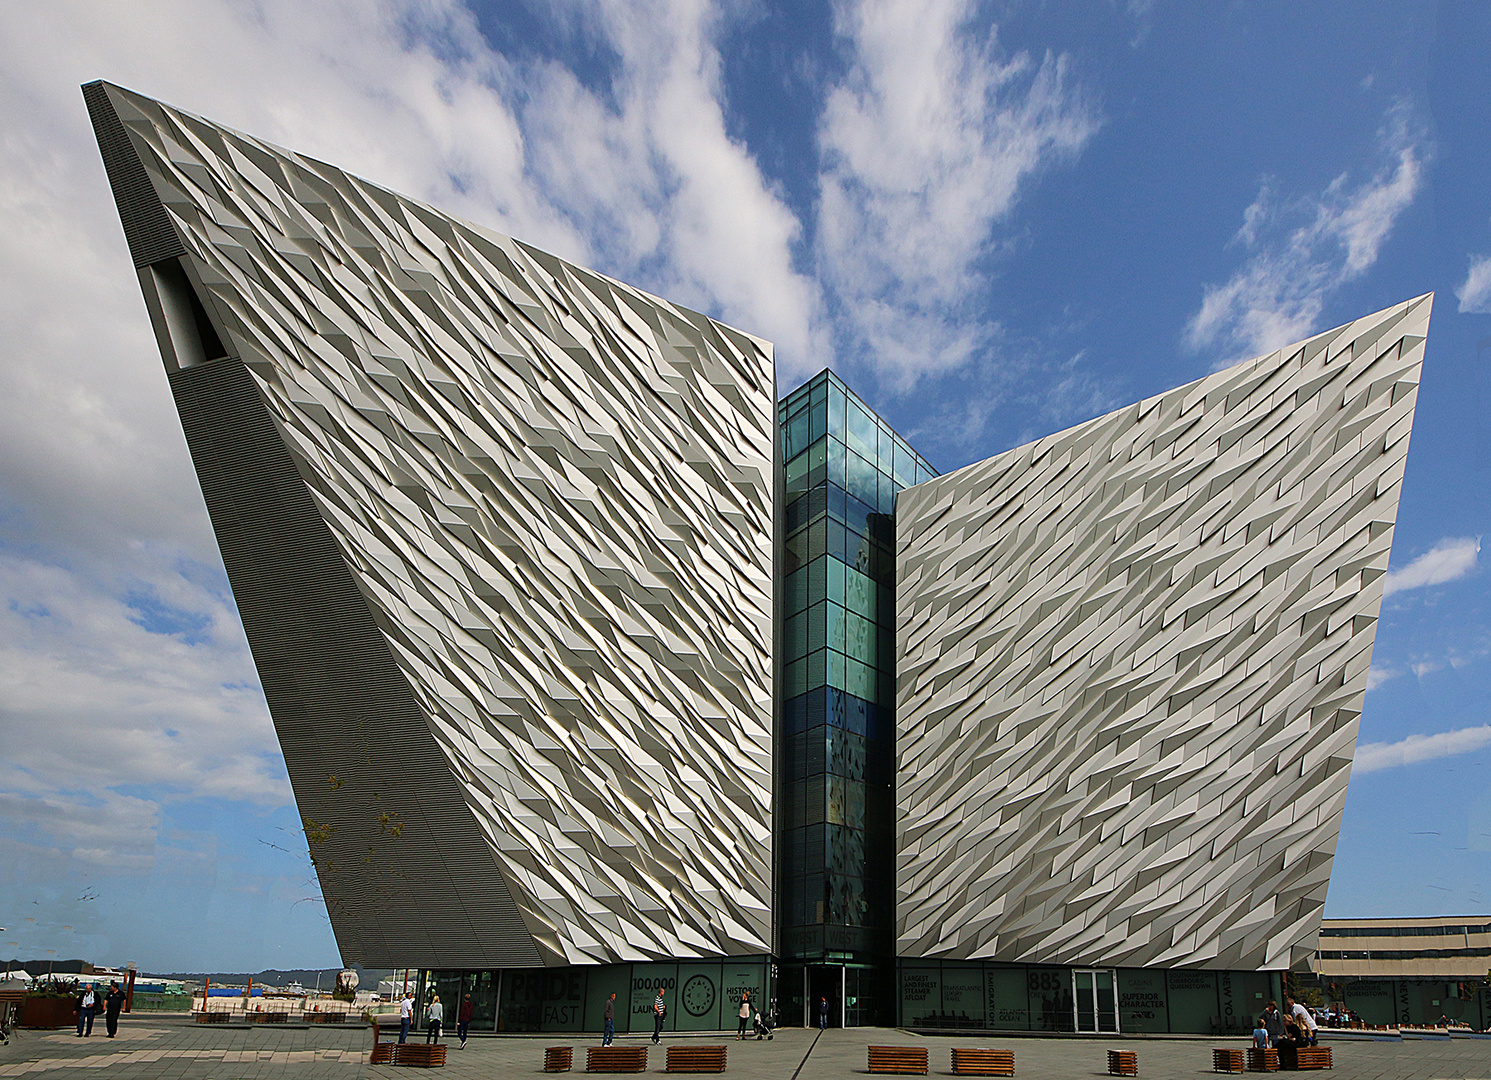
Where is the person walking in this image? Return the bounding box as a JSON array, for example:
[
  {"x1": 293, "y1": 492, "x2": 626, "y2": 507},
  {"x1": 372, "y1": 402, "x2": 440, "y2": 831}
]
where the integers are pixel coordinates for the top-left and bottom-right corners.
[
  {"x1": 818, "y1": 995, "x2": 828, "y2": 1030},
  {"x1": 425, "y1": 994, "x2": 443, "y2": 1043},
  {"x1": 457, "y1": 993, "x2": 473, "y2": 1048},
  {"x1": 602, "y1": 992, "x2": 616, "y2": 1046},
  {"x1": 76, "y1": 986, "x2": 96, "y2": 1037},
  {"x1": 652, "y1": 987, "x2": 666, "y2": 1044},
  {"x1": 398, "y1": 990, "x2": 414, "y2": 1044},
  {"x1": 1262, "y1": 1001, "x2": 1284, "y2": 1047},
  {"x1": 104, "y1": 982, "x2": 125, "y2": 1038},
  {"x1": 737, "y1": 992, "x2": 751, "y2": 1040}
]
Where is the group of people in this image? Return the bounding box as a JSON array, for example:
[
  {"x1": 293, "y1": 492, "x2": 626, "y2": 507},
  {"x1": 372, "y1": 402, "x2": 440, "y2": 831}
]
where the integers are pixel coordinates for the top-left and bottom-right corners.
[
  {"x1": 1251, "y1": 994, "x2": 1319, "y2": 1066},
  {"x1": 73, "y1": 982, "x2": 126, "y2": 1038},
  {"x1": 396, "y1": 989, "x2": 476, "y2": 1048},
  {"x1": 635, "y1": 987, "x2": 773, "y2": 1045}
]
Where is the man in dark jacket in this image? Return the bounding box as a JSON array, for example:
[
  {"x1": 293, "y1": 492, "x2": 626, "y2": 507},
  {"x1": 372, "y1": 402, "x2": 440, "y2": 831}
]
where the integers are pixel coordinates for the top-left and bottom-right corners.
[
  {"x1": 1262, "y1": 1001, "x2": 1285, "y2": 1047},
  {"x1": 457, "y1": 994, "x2": 473, "y2": 1048},
  {"x1": 104, "y1": 982, "x2": 126, "y2": 1037}
]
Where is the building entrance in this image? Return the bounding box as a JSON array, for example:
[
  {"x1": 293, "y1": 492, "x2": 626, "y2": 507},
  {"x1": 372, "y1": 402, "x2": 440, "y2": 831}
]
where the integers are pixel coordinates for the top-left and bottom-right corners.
[
  {"x1": 1073, "y1": 970, "x2": 1119, "y2": 1033},
  {"x1": 805, "y1": 965, "x2": 844, "y2": 1028}
]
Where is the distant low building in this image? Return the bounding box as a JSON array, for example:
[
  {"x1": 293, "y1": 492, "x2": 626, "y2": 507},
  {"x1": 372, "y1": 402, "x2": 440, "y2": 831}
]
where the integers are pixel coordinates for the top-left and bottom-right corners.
[
  {"x1": 1311, "y1": 917, "x2": 1491, "y2": 979},
  {"x1": 1305, "y1": 917, "x2": 1489, "y2": 1027}
]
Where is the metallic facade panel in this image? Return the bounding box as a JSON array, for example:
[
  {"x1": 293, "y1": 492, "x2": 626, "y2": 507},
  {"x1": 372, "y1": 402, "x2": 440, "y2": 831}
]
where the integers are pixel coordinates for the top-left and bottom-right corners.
[
  {"x1": 896, "y1": 298, "x2": 1429, "y2": 971},
  {"x1": 88, "y1": 82, "x2": 775, "y2": 966}
]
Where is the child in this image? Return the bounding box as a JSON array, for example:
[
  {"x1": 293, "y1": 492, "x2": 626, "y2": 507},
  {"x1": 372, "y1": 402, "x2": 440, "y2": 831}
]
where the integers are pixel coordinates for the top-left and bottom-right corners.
[{"x1": 1253, "y1": 1017, "x2": 1269, "y2": 1049}]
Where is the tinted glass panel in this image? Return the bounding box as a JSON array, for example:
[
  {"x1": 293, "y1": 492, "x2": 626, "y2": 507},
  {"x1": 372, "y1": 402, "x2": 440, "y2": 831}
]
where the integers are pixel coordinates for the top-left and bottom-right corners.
[
  {"x1": 825, "y1": 437, "x2": 846, "y2": 488},
  {"x1": 785, "y1": 409, "x2": 810, "y2": 460},
  {"x1": 785, "y1": 608, "x2": 809, "y2": 661},
  {"x1": 1028, "y1": 969, "x2": 1074, "y2": 1032},
  {"x1": 847, "y1": 398, "x2": 877, "y2": 459},
  {"x1": 785, "y1": 451, "x2": 811, "y2": 495},
  {"x1": 847, "y1": 450, "x2": 878, "y2": 506},
  {"x1": 941, "y1": 966, "x2": 984, "y2": 1028},
  {"x1": 844, "y1": 609, "x2": 875, "y2": 665},
  {"x1": 986, "y1": 968, "x2": 1029, "y2": 1030},
  {"x1": 826, "y1": 601, "x2": 845, "y2": 653},
  {"x1": 846, "y1": 566, "x2": 877, "y2": 621},
  {"x1": 902, "y1": 968, "x2": 940, "y2": 1028},
  {"x1": 827, "y1": 557, "x2": 846, "y2": 606},
  {"x1": 1117, "y1": 968, "x2": 1168, "y2": 1033},
  {"x1": 893, "y1": 440, "x2": 914, "y2": 486},
  {"x1": 1166, "y1": 970, "x2": 1217, "y2": 1035}
]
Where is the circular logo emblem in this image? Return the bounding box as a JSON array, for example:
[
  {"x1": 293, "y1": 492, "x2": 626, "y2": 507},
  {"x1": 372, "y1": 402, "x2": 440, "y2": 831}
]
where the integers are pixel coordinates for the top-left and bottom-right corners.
[{"x1": 682, "y1": 975, "x2": 715, "y2": 1017}]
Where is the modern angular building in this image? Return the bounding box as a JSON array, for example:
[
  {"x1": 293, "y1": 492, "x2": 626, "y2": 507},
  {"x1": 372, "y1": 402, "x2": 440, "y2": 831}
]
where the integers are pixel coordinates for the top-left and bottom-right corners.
[{"x1": 86, "y1": 80, "x2": 1434, "y2": 1034}]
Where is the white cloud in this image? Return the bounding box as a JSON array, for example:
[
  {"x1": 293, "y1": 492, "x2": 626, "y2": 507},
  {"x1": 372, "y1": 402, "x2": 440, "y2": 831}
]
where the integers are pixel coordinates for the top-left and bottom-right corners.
[
  {"x1": 1355, "y1": 724, "x2": 1491, "y2": 774},
  {"x1": 817, "y1": 0, "x2": 1098, "y2": 390},
  {"x1": 1384, "y1": 536, "x2": 1480, "y2": 596},
  {"x1": 0, "y1": 551, "x2": 287, "y2": 808},
  {"x1": 528, "y1": 1, "x2": 826, "y2": 377},
  {"x1": 1185, "y1": 101, "x2": 1424, "y2": 361},
  {"x1": 1456, "y1": 253, "x2": 1491, "y2": 313},
  {"x1": 0, "y1": 790, "x2": 161, "y2": 872}
]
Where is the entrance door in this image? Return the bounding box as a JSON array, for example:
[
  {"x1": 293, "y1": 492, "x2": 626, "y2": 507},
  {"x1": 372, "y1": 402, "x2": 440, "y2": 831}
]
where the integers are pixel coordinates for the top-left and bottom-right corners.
[
  {"x1": 805, "y1": 965, "x2": 843, "y2": 1028},
  {"x1": 1074, "y1": 970, "x2": 1119, "y2": 1033}
]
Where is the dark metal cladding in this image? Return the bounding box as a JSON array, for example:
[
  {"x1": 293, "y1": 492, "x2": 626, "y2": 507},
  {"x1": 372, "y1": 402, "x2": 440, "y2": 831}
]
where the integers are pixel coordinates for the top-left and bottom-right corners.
[{"x1": 82, "y1": 81, "x2": 185, "y2": 268}]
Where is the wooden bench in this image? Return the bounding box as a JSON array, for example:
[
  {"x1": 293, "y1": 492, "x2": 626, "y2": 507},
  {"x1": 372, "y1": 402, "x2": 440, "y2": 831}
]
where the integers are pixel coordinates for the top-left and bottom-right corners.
[
  {"x1": 1247, "y1": 1048, "x2": 1279, "y2": 1072},
  {"x1": 1213, "y1": 1049, "x2": 1245, "y2": 1073},
  {"x1": 1292, "y1": 1047, "x2": 1331, "y2": 1070},
  {"x1": 666, "y1": 1045, "x2": 727, "y2": 1072},
  {"x1": 869, "y1": 1046, "x2": 929, "y2": 1075},
  {"x1": 545, "y1": 1045, "x2": 574, "y2": 1072},
  {"x1": 370, "y1": 1044, "x2": 395, "y2": 1065},
  {"x1": 952, "y1": 1048, "x2": 1014, "y2": 1075},
  {"x1": 587, "y1": 1046, "x2": 648, "y2": 1073},
  {"x1": 194, "y1": 1011, "x2": 231, "y2": 1023},
  {"x1": 1107, "y1": 1049, "x2": 1138, "y2": 1076},
  {"x1": 392, "y1": 1042, "x2": 447, "y2": 1067},
  {"x1": 309, "y1": 1011, "x2": 347, "y2": 1023},
  {"x1": 249, "y1": 1010, "x2": 289, "y2": 1023}
]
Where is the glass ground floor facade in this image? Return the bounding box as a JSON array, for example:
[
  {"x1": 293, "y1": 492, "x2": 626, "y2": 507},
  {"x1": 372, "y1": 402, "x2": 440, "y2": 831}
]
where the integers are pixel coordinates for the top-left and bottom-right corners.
[
  {"x1": 411, "y1": 961, "x2": 1489, "y2": 1035},
  {"x1": 413, "y1": 958, "x2": 770, "y2": 1034},
  {"x1": 1300, "y1": 976, "x2": 1489, "y2": 1029},
  {"x1": 411, "y1": 957, "x2": 1286, "y2": 1035},
  {"x1": 897, "y1": 960, "x2": 1282, "y2": 1035}
]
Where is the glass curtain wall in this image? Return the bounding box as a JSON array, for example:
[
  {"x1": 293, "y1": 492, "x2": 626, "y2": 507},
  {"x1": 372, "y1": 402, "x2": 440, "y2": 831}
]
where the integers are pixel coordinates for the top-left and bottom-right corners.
[{"x1": 778, "y1": 371, "x2": 936, "y2": 1025}]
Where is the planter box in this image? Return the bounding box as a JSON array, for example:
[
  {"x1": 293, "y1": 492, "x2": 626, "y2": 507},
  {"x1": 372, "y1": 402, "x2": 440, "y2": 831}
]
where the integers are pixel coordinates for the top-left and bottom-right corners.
[{"x1": 21, "y1": 997, "x2": 78, "y2": 1029}]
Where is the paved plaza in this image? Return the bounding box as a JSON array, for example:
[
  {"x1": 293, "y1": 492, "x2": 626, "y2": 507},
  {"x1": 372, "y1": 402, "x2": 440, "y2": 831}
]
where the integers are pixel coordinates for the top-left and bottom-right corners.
[{"x1": 1, "y1": 1016, "x2": 1489, "y2": 1079}]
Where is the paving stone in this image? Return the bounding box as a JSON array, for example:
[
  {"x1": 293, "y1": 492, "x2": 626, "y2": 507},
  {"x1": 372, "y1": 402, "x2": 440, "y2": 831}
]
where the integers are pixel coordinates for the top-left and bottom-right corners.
[{"x1": 3, "y1": 1016, "x2": 1488, "y2": 1079}]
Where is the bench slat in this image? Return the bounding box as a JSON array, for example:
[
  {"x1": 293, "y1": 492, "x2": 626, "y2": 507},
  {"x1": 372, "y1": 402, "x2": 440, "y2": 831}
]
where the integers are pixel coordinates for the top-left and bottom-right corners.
[
  {"x1": 666, "y1": 1044, "x2": 727, "y2": 1072},
  {"x1": 952, "y1": 1048, "x2": 1015, "y2": 1076},
  {"x1": 586, "y1": 1046, "x2": 649, "y2": 1073},
  {"x1": 1213, "y1": 1048, "x2": 1246, "y2": 1074},
  {"x1": 870, "y1": 1045, "x2": 929, "y2": 1075}
]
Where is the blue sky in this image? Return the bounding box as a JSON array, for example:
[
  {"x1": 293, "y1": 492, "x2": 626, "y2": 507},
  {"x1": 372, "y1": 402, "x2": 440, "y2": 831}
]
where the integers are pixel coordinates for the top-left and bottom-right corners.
[{"x1": 0, "y1": 1, "x2": 1487, "y2": 971}]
